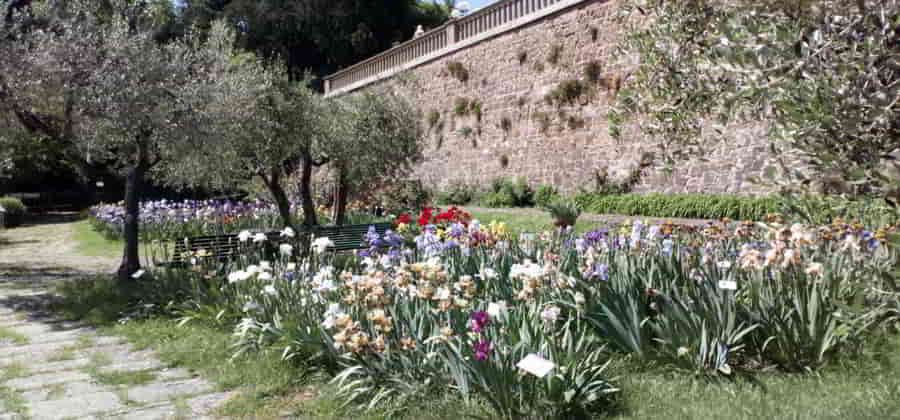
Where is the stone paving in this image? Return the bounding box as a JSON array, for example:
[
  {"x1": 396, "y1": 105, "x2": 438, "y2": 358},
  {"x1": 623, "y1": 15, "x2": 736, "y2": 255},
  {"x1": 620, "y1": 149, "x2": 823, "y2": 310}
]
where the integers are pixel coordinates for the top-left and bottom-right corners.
[{"x1": 0, "y1": 220, "x2": 232, "y2": 419}]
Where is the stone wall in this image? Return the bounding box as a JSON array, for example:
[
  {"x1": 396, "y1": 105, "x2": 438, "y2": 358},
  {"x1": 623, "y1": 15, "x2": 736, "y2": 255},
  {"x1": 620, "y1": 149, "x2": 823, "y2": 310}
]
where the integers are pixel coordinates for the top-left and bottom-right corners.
[{"x1": 337, "y1": 0, "x2": 774, "y2": 195}]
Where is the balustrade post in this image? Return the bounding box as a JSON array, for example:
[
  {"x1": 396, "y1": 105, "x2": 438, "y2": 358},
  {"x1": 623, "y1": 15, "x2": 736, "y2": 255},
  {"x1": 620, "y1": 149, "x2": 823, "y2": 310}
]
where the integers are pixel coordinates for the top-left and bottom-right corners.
[{"x1": 446, "y1": 22, "x2": 457, "y2": 45}]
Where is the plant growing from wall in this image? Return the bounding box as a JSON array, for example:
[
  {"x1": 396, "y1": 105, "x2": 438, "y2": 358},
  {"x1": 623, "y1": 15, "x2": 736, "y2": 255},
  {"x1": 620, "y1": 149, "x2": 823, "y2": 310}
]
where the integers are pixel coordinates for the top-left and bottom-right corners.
[
  {"x1": 533, "y1": 112, "x2": 552, "y2": 134},
  {"x1": 584, "y1": 61, "x2": 603, "y2": 84},
  {"x1": 426, "y1": 110, "x2": 441, "y2": 130},
  {"x1": 566, "y1": 115, "x2": 586, "y2": 130},
  {"x1": 454, "y1": 97, "x2": 472, "y2": 116},
  {"x1": 459, "y1": 126, "x2": 476, "y2": 147},
  {"x1": 499, "y1": 116, "x2": 513, "y2": 134},
  {"x1": 446, "y1": 61, "x2": 469, "y2": 83},
  {"x1": 546, "y1": 79, "x2": 589, "y2": 107},
  {"x1": 471, "y1": 100, "x2": 483, "y2": 124},
  {"x1": 547, "y1": 44, "x2": 563, "y2": 65}
]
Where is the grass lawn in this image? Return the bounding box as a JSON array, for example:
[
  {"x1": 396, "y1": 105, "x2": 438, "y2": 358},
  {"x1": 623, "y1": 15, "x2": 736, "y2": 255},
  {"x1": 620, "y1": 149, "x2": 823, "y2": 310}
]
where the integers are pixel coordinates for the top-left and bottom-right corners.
[{"x1": 71, "y1": 219, "x2": 122, "y2": 257}]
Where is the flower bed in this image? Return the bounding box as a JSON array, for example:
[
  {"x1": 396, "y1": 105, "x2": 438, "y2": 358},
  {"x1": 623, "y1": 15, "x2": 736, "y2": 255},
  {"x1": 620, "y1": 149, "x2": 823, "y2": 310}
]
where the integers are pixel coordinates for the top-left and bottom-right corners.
[
  {"x1": 150, "y1": 209, "x2": 899, "y2": 418},
  {"x1": 88, "y1": 199, "x2": 284, "y2": 242}
]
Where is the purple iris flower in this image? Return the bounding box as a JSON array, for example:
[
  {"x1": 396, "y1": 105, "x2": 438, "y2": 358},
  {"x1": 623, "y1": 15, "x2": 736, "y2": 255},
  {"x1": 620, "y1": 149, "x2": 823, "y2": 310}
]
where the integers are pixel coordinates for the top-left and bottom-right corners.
[
  {"x1": 473, "y1": 340, "x2": 492, "y2": 361},
  {"x1": 469, "y1": 310, "x2": 490, "y2": 333},
  {"x1": 586, "y1": 263, "x2": 609, "y2": 281}
]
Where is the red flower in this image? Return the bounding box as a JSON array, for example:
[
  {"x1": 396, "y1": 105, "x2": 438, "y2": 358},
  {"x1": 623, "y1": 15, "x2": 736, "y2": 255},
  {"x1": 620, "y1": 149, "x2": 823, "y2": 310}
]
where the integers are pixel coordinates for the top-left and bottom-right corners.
[
  {"x1": 418, "y1": 207, "x2": 434, "y2": 226},
  {"x1": 396, "y1": 213, "x2": 412, "y2": 225}
]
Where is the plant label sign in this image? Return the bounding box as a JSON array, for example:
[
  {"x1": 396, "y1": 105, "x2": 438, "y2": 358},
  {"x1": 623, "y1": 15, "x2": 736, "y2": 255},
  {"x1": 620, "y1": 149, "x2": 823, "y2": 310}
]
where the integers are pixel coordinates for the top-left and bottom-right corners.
[
  {"x1": 718, "y1": 280, "x2": 737, "y2": 290},
  {"x1": 517, "y1": 354, "x2": 555, "y2": 378}
]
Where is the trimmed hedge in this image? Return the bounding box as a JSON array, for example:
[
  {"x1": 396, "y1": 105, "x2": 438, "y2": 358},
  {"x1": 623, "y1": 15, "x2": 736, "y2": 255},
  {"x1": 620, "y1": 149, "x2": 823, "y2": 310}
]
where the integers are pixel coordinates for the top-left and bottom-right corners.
[
  {"x1": 0, "y1": 196, "x2": 28, "y2": 227},
  {"x1": 575, "y1": 193, "x2": 779, "y2": 221}
]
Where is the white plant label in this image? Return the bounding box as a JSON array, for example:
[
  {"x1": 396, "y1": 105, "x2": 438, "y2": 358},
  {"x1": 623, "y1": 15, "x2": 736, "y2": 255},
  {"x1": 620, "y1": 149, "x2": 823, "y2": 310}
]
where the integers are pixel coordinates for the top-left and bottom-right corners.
[
  {"x1": 516, "y1": 354, "x2": 555, "y2": 378},
  {"x1": 718, "y1": 280, "x2": 737, "y2": 290}
]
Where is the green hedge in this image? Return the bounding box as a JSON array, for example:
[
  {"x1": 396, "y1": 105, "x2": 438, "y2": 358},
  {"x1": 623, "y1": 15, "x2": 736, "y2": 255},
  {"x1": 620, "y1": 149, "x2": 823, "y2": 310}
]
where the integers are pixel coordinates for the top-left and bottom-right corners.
[
  {"x1": 0, "y1": 196, "x2": 28, "y2": 227},
  {"x1": 575, "y1": 193, "x2": 779, "y2": 221}
]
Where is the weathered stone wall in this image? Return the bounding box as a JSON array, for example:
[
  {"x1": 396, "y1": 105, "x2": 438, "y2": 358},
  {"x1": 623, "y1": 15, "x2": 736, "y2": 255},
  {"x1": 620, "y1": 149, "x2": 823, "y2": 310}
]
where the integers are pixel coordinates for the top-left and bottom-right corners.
[{"x1": 352, "y1": 0, "x2": 774, "y2": 195}]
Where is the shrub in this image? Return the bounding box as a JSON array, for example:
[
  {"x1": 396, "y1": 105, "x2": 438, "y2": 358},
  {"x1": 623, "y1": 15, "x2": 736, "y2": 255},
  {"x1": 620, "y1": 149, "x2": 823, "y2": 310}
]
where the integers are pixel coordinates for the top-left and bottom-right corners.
[
  {"x1": 544, "y1": 198, "x2": 582, "y2": 227},
  {"x1": 584, "y1": 61, "x2": 603, "y2": 84},
  {"x1": 545, "y1": 79, "x2": 589, "y2": 107},
  {"x1": 481, "y1": 177, "x2": 534, "y2": 208},
  {"x1": 454, "y1": 98, "x2": 471, "y2": 116},
  {"x1": 426, "y1": 110, "x2": 441, "y2": 130},
  {"x1": 446, "y1": 61, "x2": 469, "y2": 83},
  {"x1": 480, "y1": 191, "x2": 516, "y2": 208},
  {"x1": 534, "y1": 185, "x2": 560, "y2": 207},
  {"x1": 575, "y1": 193, "x2": 779, "y2": 221},
  {"x1": 376, "y1": 180, "x2": 433, "y2": 213},
  {"x1": 436, "y1": 183, "x2": 479, "y2": 206},
  {"x1": 499, "y1": 117, "x2": 512, "y2": 133},
  {"x1": 0, "y1": 196, "x2": 27, "y2": 227},
  {"x1": 547, "y1": 44, "x2": 563, "y2": 65}
]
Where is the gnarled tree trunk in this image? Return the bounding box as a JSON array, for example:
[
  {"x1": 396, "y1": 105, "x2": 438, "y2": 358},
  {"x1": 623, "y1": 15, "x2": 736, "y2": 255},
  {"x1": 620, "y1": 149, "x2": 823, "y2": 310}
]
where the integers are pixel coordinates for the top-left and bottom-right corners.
[
  {"x1": 331, "y1": 168, "x2": 348, "y2": 226},
  {"x1": 261, "y1": 167, "x2": 295, "y2": 230},
  {"x1": 116, "y1": 152, "x2": 148, "y2": 283},
  {"x1": 299, "y1": 152, "x2": 318, "y2": 227}
]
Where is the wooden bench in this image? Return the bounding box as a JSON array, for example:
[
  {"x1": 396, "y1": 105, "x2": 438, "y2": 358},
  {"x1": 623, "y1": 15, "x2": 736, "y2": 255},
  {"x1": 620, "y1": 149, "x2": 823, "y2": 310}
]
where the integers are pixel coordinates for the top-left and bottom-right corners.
[{"x1": 170, "y1": 222, "x2": 392, "y2": 263}]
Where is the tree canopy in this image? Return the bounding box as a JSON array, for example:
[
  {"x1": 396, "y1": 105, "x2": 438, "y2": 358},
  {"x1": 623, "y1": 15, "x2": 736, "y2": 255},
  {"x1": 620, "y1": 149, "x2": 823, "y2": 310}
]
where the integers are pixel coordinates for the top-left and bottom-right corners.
[
  {"x1": 169, "y1": 0, "x2": 455, "y2": 80},
  {"x1": 612, "y1": 0, "x2": 899, "y2": 203}
]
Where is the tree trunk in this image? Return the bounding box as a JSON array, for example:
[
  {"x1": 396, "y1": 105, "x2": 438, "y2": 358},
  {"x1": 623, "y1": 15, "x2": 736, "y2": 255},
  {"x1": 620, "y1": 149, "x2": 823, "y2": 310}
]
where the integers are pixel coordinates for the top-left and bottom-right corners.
[
  {"x1": 265, "y1": 167, "x2": 295, "y2": 230},
  {"x1": 116, "y1": 159, "x2": 147, "y2": 283},
  {"x1": 299, "y1": 153, "x2": 318, "y2": 227},
  {"x1": 332, "y1": 168, "x2": 349, "y2": 226}
]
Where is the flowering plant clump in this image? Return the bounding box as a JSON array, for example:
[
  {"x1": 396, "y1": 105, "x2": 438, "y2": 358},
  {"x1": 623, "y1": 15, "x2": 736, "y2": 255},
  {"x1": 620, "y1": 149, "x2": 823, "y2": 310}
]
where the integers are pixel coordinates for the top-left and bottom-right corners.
[
  {"x1": 89, "y1": 199, "x2": 286, "y2": 241},
  {"x1": 152, "y1": 211, "x2": 899, "y2": 418}
]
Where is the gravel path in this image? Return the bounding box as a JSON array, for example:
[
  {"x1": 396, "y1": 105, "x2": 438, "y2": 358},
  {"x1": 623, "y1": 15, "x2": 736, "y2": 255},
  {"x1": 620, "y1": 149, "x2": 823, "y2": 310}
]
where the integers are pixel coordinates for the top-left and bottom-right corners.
[{"x1": 0, "y1": 220, "x2": 232, "y2": 419}]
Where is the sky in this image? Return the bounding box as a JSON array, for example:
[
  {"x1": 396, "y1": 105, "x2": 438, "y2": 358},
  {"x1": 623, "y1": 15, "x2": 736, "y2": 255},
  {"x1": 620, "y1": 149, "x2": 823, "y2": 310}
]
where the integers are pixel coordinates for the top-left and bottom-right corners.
[{"x1": 468, "y1": 0, "x2": 499, "y2": 10}]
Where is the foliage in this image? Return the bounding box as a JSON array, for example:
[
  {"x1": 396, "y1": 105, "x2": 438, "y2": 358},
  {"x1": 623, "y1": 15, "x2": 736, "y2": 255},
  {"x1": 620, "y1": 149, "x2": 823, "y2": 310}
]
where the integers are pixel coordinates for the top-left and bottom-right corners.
[
  {"x1": 0, "y1": 197, "x2": 26, "y2": 227},
  {"x1": 584, "y1": 61, "x2": 603, "y2": 84},
  {"x1": 612, "y1": 0, "x2": 900, "y2": 200},
  {"x1": 547, "y1": 44, "x2": 564, "y2": 65},
  {"x1": 176, "y1": 0, "x2": 453, "y2": 79},
  {"x1": 780, "y1": 194, "x2": 900, "y2": 227},
  {"x1": 329, "y1": 90, "x2": 424, "y2": 222},
  {"x1": 375, "y1": 180, "x2": 434, "y2": 213},
  {"x1": 533, "y1": 185, "x2": 560, "y2": 208},
  {"x1": 53, "y1": 206, "x2": 900, "y2": 417},
  {"x1": 453, "y1": 97, "x2": 473, "y2": 116},
  {"x1": 480, "y1": 177, "x2": 535, "y2": 208},
  {"x1": 436, "y1": 183, "x2": 479, "y2": 205},
  {"x1": 446, "y1": 61, "x2": 470, "y2": 83},
  {"x1": 545, "y1": 80, "x2": 589, "y2": 107},
  {"x1": 576, "y1": 193, "x2": 779, "y2": 221},
  {"x1": 543, "y1": 198, "x2": 582, "y2": 227}
]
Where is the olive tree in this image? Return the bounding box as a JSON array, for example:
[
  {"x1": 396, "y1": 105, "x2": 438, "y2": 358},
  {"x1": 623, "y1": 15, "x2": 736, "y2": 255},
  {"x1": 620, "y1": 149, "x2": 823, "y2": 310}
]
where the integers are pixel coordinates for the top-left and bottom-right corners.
[
  {"x1": 328, "y1": 90, "x2": 423, "y2": 225},
  {"x1": 167, "y1": 34, "x2": 333, "y2": 229},
  {"x1": 1, "y1": 1, "x2": 238, "y2": 282},
  {"x1": 612, "y1": 0, "x2": 899, "y2": 202}
]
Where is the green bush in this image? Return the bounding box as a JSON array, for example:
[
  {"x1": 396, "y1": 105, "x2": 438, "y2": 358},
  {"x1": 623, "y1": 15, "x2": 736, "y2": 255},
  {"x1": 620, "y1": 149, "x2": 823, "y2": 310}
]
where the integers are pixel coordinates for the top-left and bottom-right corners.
[
  {"x1": 534, "y1": 185, "x2": 560, "y2": 207},
  {"x1": 436, "y1": 183, "x2": 479, "y2": 205},
  {"x1": 780, "y1": 194, "x2": 900, "y2": 227},
  {"x1": 544, "y1": 198, "x2": 582, "y2": 227},
  {"x1": 375, "y1": 180, "x2": 432, "y2": 213},
  {"x1": 480, "y1": 177, "x2": 534, "y2": 208},
  {"x1": 0, "y1": 196, "x2": 27, "y2": 227},
  {"x1": 575, "y1": 193, "x2": 779, "y2": 221}
]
